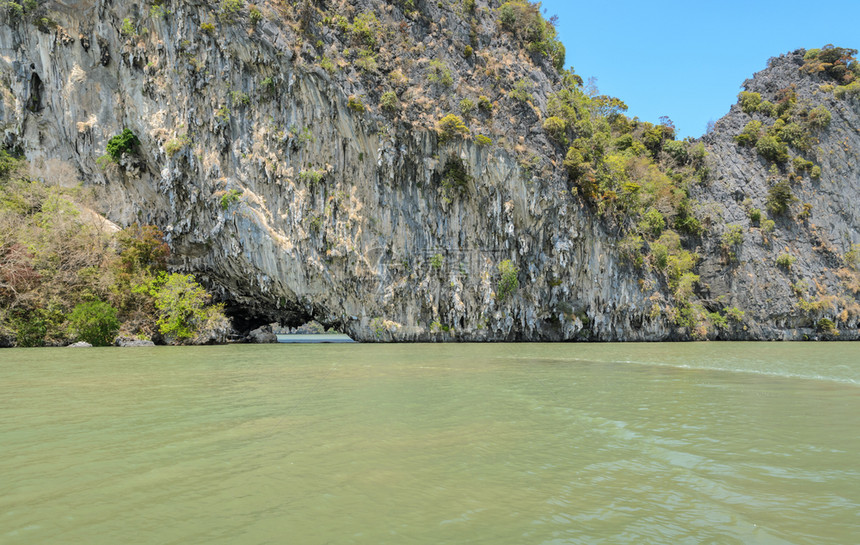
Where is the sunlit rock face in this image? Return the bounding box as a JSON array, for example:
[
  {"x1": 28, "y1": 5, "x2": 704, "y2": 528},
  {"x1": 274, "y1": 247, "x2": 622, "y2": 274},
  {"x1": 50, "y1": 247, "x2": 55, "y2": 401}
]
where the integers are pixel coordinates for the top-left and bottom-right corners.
[
  {"x1": 1, "y1": 3, "x2": 857, "y2": 340},
  {"x1": 695, "y1": 51, "x2": 860, "y2": 340}
]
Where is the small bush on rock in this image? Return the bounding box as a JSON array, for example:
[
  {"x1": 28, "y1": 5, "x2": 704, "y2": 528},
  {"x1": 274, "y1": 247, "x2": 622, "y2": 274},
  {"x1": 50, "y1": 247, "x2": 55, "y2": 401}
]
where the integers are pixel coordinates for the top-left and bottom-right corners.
[
  {"x1": 437, "y1": 114, "x2": 469, "y2": 142},
  {"x1": 755, "y1": 134, "x2": 789, "y2": 163},
  {"x1": 766, "y1": 180, "x2": 796, "y2": 216},
  {"x1": 738, "y1": 91, "x2": 762, "y2": 114},
  {"x1": 496, "y1": 259, "x2": 519, "y2": 300},
  {"x1": 106, "y1": 129, "x2": 140, "y2": 161},
  {"x1": 380, "y1": 91, "x2": 398, "y2": 112}
]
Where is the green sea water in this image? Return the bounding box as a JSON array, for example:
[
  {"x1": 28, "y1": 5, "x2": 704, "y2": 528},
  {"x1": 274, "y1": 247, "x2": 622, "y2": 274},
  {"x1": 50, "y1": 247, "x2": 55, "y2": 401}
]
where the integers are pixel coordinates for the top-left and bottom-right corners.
[{"x1": 1, "y1": 342, "x2": 858, "y2": 544}]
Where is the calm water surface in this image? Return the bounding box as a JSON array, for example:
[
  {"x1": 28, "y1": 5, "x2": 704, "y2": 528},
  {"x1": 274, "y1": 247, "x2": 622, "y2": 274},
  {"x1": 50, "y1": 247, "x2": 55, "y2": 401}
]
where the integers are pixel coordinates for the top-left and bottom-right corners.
[{"x1": 1, "y1": 342, "x2": 859, "y2": 544}]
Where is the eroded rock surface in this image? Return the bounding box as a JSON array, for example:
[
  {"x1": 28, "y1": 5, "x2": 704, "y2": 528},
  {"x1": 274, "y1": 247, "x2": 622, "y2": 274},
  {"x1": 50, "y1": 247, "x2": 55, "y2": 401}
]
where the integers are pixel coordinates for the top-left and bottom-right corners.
[{"x1": 1, "y1": 3, "x2": 858, "y2": 341}]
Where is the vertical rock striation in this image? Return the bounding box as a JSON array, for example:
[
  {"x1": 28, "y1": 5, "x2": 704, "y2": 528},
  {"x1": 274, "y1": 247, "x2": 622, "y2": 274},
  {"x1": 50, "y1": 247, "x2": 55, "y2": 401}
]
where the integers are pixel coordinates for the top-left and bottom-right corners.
[{"x1": 1, "y1": 3, "x2": 858, "y2": 340}]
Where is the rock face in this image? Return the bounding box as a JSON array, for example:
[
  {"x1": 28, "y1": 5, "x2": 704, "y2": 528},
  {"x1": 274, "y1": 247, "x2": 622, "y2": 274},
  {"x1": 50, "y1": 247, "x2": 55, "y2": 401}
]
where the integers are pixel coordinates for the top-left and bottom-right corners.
[
  {"x1": 248, "y1": 325, "x2": 278, "y2": 343},
  {"x1": 1, "y1": 2, "x2": 858, "y2": 341},
  {"x1": 694, "y1": 50, "x2": 860, "y2": 340},
  {"x1": 114, "y1": 336, "x2": 156, "y2": 347}
]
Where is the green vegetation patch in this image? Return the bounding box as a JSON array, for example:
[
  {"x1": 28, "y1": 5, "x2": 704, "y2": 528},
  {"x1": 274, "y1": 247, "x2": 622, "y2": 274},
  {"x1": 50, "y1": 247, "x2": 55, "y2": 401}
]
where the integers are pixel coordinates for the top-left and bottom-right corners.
[
  {"x1": 801, "y1": 45, "x2": 859, "y2": 84},
  {"x1": 440, "y1": 156, "x2": 472, "y2": 194},
  {"x1": 332, "y1": 12, "x2": 382, "y2": 48},
  {"x1": 220, "y1": 189, "x2": 243, "y2": 210},
  {"x1": 380, "y1": 91, "x2": 398, "y2": 112},
  {"x1": 496, "y1": 259, "x2": 519, "y2": 300},
  {"x1": 106, "y1": 128, "x2": 140, "y2": 161},
  {"x1": 721, "y1": 224, "x2": 744, "y2": 263},
  {"x1": 0, "y1": 164, "x2": 226, "y2": 346},
  {"x1": 497, "y1": 1, "x2": 565, "y2": 70},
  {"x1": 148, "y1": 273, "x2": 226, "y2": 343},
  {"x1": 437, "y1": 114, "x2": 469, "y2": 142},
  {"x1": 776, "y1": 253, "x2": 796, "y2": 270},
  {"x1": 219, "y1": 0, "x2": 244, "y2": 23},
  {"x1": 164, "y1": 135, "x2": 189, "y2": 157},
  {"x1": 766, "y1": 179, "x2": 796, "y2": 216},
  {"x1": 299, "y1": 168, "x2": 326, "y2": 186},
  {"x1": 347, "y1": 95, "x2": 366, "y2": 112},
  {"x1": 427, "y1": 60, "x2": 453, "y2": 87},
  {"x1": 68, "y1": 301, "x2": 120, "y2": 346}
]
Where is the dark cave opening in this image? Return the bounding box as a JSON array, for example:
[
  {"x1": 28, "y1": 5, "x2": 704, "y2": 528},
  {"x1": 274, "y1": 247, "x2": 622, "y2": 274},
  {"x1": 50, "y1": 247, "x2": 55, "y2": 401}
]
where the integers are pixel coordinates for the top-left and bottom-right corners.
[
  {"x1": 224, "y1": 303, "x2": 353, "y2": 342},
  {"x1": 27, "y1": 71, "x2": 43, "y2": 113}
]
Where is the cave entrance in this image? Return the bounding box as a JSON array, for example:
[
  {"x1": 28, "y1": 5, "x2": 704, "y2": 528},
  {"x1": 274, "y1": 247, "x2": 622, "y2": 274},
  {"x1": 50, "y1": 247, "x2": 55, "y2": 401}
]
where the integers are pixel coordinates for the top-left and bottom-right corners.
[
  {"x1": 223, "y1": 300, "x2": 355, "y2": 344},
  {"x1": 273, "y1": 320, "x2": 355, "y2": 344},
  {"x1": 27, "y1": 71, "x2": 43, "y2": 113}
]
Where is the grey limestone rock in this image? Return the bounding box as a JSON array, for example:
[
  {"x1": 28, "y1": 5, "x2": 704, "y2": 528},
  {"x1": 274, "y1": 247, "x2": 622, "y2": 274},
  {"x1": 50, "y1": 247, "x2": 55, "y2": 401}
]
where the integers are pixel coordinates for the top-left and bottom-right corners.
[
  {"x1": 0, "y1": 4, "x2": 857, "y2": 341},
  {"x1": 114, "y1": 337, "x2": 157, "y2": 347},
  {"x1": 248, "y1": 325, "x2": 278, "y2": 344}
]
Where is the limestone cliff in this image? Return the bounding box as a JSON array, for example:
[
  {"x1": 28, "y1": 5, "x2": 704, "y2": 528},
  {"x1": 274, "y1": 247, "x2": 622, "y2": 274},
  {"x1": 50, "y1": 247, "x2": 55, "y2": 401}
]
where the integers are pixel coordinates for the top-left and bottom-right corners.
[
  {"x1": 1, "y1": 1, "x2": 858, "y2": 341},
  {"x1": 695, "y1": 50, "x2": 860, "y2": 340}
]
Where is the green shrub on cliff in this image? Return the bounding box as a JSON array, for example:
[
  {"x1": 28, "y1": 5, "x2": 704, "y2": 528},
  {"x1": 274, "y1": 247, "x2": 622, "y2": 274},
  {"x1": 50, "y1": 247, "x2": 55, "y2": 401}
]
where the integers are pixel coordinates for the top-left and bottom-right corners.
[
  {"x1": 459, "y1": 98, "x2": 475, "y2": 118},
  {"x1": 766, "y1": 179, "x2": 796, "y2": 216},
  {"x1": 734, "y1": 120, "x2": 762, "y2": 147},
  {"x1": 475, "y1": 134, "x2": 493, "y2": 147},
  {"x1": 755, "y1": 134, "x2": 789, "y2": 163},
  {"x1": 3, "y1": 2, "x2": 24, "y2": 19},
  {"x1": 721, "y1": 224, "x2": 744, "y2": 262},
  {"x1": 510, "y1": 79, "x2": 534, "y2": 102},
  {"x1": 834, "y1": 81, "x2": 860, "y2": 100},
  {"x1": 845, "y1": 244, "x2": 860, "y2": 270},
  {"x1": 299, "y1": 169, "x2": 325, "y2": 186},
  {"x1": 775, "y1": 121, "x2": 809, "y2": 151},
  {"x1": 497, "y1": 1, "x2": 565, "y2": 70},
  {"x1": 380, "y1": 91, "x2": 398, "y2": 112},
  {"x1": 816, "y1": 317, "x2": 839, "y2": 335},
  {"x1": 793, "y1": 156, "x2": 814, "y2": 173},
  {"x1": 354, "y1": 48, "x2": 378, "y2": 73},
  {"x1": 638, "y1": 208, "x2": 665, "y2": 238},
  {"x1": 106, "y1": 128, "x2": 140, "y2": 161},
  {"x1": 220, "y1": 189, "x2": 243, "y2": 210},
  {"x1": 120, "y1": 18, "x2": 136, "y2": 37},
  {"x1": 230, "y1": 90, "x2": 251, "y2": 106},
  {"x1": 441, "y1": 156, "x2": 472, "y2": 194},
  {"x1": 801, "y1": 45, "x2": 858, "y2": 84},
  {"x1": 347, "y1": 95, "x2": 366, "y2": 112},
  {"x1": 0, "y1": 149, "x2": 21, "y2": 177},
  {"x1": 348, "y1": 12, "x2": 382, "y2": 48},
  {"x1": 748, "y1": 207, "x2": 762, "y2": 225},
  {"x1": 618, "y1": 233, "x2": 645, "y2": 267},
  {"x1": 663, "y1": 140, "x2": 688, "y2": 165},
  {"x1": 542, "y1": 116, "x2": 567, "y2": 144},
  {"x1": 776, "y1": 253, "x2": 796, "y2": 270},
  {"x1": 807, "y1": 104, "x2": 832, "y2": 129},
  {"x1": 427, "y1": 60, "x2": 453, "y2": 87},
  {"x1": 164, "y1": 135, "x2": 189, "y2": 157},
  {"x1": 757, "y1": 100, "x2": 776, "y2": 117},
  {"x1": 219, "y1": 0, "x2": 244, "y2": 22},
  {"x1": 437, "y1": 114, "x2": 469, "y2": 142},
  {"x1": 496, "y1": 260, "x2": 519, "y2": 300},
  {"x1": 738, "y1": 91, "x2": 762, "y2": 114},
  {"x1": 249, "y1": 5, "x2": 263, "y2": 25}
]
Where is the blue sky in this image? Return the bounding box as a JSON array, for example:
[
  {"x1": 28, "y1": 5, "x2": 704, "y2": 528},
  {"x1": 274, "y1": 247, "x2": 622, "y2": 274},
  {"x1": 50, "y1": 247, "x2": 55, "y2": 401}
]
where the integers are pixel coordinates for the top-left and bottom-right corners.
[{"x1": 538, "y1": 0, "x2": 860, "y2": 138}]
